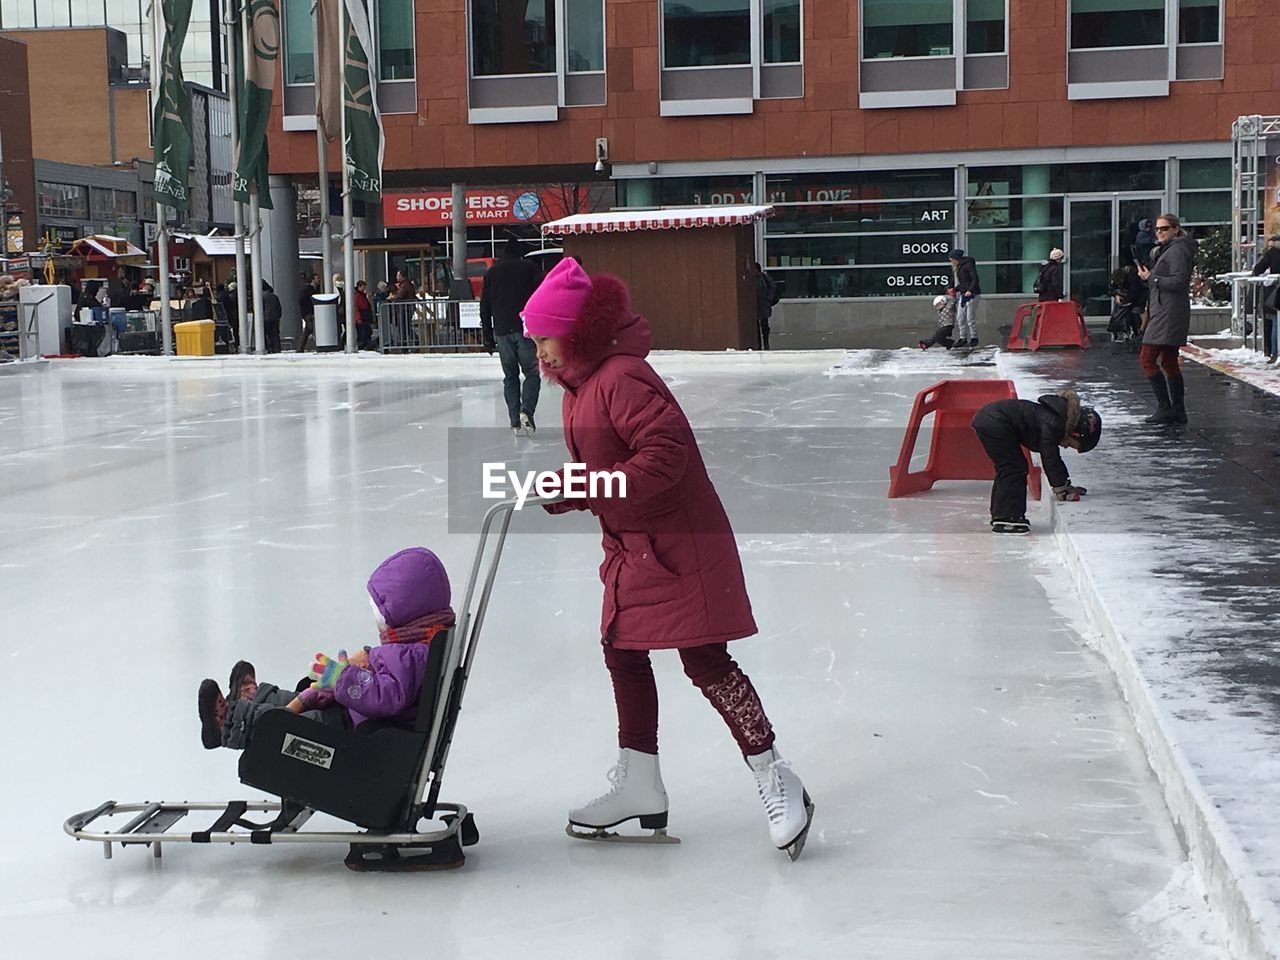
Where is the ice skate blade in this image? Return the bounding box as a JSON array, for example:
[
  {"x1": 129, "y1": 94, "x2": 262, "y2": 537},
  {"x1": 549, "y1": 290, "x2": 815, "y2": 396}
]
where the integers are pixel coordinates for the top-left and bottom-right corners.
[
  {"x1": 565, "y1": 823, "x2": 681, "y2": 844},
  {"x1": 781, "y1": 795, "x2": 815, "y2": 862}
]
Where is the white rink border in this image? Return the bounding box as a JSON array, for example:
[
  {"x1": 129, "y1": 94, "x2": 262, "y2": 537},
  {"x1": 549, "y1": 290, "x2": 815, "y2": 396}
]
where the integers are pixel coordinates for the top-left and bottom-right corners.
[{"x1": 1003, "y1": 352, "x2": 1280, "y2": 960}]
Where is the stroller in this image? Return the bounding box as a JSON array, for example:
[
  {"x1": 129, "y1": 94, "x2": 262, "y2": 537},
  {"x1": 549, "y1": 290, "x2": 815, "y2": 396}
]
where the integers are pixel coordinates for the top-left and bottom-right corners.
[{"x1": 65, "y1": 497, "x2": 543, "y2": 872}]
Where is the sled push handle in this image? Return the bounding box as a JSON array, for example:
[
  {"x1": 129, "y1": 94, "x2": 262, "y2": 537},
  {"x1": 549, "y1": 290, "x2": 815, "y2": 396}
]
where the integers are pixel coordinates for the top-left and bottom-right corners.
[{"x1": 414, "y1": 496, "x2": 564, "y2": 813}]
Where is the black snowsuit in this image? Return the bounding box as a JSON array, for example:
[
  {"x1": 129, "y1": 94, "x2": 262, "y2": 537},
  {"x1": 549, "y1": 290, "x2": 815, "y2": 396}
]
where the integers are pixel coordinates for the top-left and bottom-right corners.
[
  {"x1": 1035, "y1": 260, "x2": 1063, "y2": 301},
  {"x1": 971, "y1": 393, "x2": 1076, "y2": 521}
]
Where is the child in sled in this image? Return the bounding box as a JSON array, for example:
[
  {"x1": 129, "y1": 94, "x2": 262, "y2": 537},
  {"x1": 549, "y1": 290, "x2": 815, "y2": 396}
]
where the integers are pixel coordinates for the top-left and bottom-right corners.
[
  {"x1": 970, "y1": 388, "x2": 1102, "y2": 534},
  {"x1": 197, "y1": 547, "x2": 455, "y2": 750},
  {"x1": 918, "y1": 290, "x2": 957, "y2": 350}
]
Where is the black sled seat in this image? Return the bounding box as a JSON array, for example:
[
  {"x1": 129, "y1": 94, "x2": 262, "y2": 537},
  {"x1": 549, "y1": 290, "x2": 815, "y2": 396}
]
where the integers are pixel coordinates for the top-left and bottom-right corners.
[{"x1": 238, "y1": 631, "x2": 452, "y2": 833}]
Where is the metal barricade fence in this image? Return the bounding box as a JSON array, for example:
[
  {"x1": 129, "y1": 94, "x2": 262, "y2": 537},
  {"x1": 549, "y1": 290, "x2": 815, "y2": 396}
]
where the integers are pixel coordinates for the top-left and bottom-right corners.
[{"x1": 378, "y1": 298, "x2": 486, "y2": 353}]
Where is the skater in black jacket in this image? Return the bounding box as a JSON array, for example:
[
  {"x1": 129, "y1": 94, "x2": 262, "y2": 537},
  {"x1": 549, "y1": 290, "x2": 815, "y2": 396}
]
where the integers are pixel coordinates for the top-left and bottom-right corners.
[{"x1": 971, "y1": 388, "x2": 1102, "y2": 533}]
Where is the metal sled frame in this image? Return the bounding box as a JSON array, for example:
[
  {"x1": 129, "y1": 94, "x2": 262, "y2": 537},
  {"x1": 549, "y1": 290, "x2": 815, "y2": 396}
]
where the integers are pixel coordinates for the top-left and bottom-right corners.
[{"x1": 64, "y1": 497, "x2": 546, "y2": 868}]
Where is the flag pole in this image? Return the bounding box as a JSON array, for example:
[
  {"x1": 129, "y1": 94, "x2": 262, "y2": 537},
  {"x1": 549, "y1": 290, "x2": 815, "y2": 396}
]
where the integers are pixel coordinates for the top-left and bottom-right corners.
[
  {"x1": 149, "y1": 1, "x2": 174, "y2": 355},
  {"x1": 312, "y1": 0, "x2": 332, "y2": 295},
  {"x1": 226, "y1": 0, "x2": 248, "y2": 352},
  {"x1": 242, "y1": 0, "x2": 266, "y2": 354},
  {"x1": 339, "y1": 0, "x2": 355, "y2": 352}
]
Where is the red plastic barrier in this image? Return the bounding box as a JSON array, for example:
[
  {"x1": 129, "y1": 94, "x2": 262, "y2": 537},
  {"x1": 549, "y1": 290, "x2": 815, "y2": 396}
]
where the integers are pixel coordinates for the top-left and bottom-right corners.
[
  {"x1": 888, "y1": 379, "x2": 1043, "y2": 499},
  {"x1": 1007, "y1": 300, "x2": 1092, "y2": 351}
]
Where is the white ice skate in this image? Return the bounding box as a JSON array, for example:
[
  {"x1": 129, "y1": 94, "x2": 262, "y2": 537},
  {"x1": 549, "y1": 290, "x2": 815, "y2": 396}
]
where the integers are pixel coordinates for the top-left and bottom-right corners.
[
  {"x1": 566, "y1": 748, "x2": 680, "y2": 844},
  {"x1": 519, "y1": 412, "x2": 536, "y2": 437},
  {"x1": 747, "y1": 747, "x2": 814, "y2": 861}
]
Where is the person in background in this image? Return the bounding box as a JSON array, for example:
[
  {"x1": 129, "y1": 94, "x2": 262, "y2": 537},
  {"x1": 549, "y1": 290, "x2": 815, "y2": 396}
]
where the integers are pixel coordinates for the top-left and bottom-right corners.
[
  {"x1": 189, "y1": 284, "x2": 214, "y2": 321},
  {"x1": 947, "y1": 249, "x2": 982, "y2": 347},
  {"x1": 1108, "y1": 264, "x2": 1147, "y2": 343},
  {"x1": 1035, "y1": 248, "x2": 1064, "y2": 302},
  {"x1": 390, "y1": 269, "x2": 417, "y2": 301},
  {"x1": 1131, "y1": 219, "x2": 1157, "y2": 269},
  {"x1": 1250, "y1": 233, "x2": 1280, "y2": 364},
  {"x1": 354, "y1": 279, "x2": 375, "y2": 351},
  {"x1": 262, "y1": 281, "x2": 283, "y2": 353},
  {"x1": 918, "y1": 290, "x2": 956, "y2": 350},
  {"x1": 753, "y1": 262, "x2": 780, "y2": 350},
  {"x1": 1137, "y1": 213, "x2": 1196, "y2": 425},
  {"x1": 296, "y1": 272, "x2": 316, "y2": 352},
  {"x1": 971, "y1": 388, "x2": 1102, "y2": 535},
  {"x1": 480, "y1": 238, "x2": 542, "y2": 436}
]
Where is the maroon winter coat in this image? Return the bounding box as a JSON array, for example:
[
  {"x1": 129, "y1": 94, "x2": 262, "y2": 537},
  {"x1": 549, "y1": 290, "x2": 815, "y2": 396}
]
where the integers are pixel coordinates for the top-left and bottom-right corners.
[{"x1": 544, "y1": 274, "x2": 757, "y2": 651}]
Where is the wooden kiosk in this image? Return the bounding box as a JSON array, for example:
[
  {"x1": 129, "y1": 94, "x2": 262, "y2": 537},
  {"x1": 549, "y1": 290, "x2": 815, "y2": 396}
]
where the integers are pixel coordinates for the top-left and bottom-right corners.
[{"x1": 540, "y1": 205, "x2": 772, "y2": 351}]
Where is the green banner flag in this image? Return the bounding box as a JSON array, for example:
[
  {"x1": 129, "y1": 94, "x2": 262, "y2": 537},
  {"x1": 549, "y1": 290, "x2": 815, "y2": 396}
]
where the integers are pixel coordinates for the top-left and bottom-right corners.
[
  {"x1": 343, "y1": 0, "x2": 384, "y2": 205},
  {"x1": 233, "y1": 0, "x2": 279, "y2": 209},
  {"x1": 152, "y1": 0, "x2": 194, "y2": 213}
]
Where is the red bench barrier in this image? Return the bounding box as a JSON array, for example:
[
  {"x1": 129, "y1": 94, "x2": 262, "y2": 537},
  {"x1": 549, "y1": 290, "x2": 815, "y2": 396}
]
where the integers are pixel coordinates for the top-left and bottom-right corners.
[
  {"x1": 1007, "y1": 300, "x2": 1092, "y2": 351},
  {"x1": 888, "y1": 379, "x2": 1043, "y2": 499}
]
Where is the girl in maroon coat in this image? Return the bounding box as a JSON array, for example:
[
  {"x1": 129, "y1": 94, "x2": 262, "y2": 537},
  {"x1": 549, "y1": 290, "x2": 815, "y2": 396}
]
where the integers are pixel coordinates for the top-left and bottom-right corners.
[{"x1": 521, "y1": 258, "x2": 814, "y2": 860}]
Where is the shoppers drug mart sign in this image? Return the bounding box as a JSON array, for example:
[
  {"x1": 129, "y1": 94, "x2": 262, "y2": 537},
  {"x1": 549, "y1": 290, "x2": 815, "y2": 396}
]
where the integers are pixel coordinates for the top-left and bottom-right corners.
[{"x1": 384, "y1": 189, "x2": 564, "y2": 228}]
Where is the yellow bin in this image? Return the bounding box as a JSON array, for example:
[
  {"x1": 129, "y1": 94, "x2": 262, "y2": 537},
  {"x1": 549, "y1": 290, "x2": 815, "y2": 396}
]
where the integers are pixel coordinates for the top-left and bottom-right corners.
[{"x1": 174, "y1": 319, "x2": 216, "y2": 357}]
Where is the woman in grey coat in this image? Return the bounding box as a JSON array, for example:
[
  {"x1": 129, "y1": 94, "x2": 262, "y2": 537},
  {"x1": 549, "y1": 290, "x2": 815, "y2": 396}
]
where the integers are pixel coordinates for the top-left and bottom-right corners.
[{"x1": 1137, "y1": 214, "x2": 1196, "y2": 424}]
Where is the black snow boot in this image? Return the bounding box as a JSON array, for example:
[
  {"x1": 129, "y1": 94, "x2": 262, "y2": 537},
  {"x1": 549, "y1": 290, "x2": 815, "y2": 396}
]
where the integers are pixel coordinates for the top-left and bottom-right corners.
[
  {"x1": 1168, "y1": 375, "x2": 1188, "y2": 424},
  {"x1": 1144, "y1": 375, "x2": 1176, "y2": 424}
]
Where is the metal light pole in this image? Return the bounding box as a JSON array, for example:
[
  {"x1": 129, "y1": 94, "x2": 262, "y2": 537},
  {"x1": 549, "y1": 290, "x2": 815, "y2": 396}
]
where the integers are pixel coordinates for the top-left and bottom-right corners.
[{"x1": 225, "y1": 0, "x2": 249, "y2": 352}]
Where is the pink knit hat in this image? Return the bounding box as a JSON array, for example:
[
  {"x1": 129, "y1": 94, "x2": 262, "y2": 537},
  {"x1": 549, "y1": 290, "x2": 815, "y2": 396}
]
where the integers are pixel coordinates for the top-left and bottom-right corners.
[{"x1": 521, "y1": 258, "x2": 592, "y2": 338}]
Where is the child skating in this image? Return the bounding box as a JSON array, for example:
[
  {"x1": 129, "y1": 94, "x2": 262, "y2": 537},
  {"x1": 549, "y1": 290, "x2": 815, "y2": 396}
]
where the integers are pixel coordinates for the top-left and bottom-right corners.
[
  {"x1": 971, "y1": 388, "x2": 1102, "y2": 534},
  {"x1": 919, "y1": 290, "x2": 957, "y2": 350},
  {"x1": 521, "y1": 258, "x2": 814, "y2": 861}
]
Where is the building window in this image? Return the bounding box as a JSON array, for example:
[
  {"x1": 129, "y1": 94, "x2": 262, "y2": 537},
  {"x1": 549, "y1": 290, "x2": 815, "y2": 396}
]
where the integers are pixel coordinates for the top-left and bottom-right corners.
[
  {"x1": 1069, "y1": 0, "x2": 1165, "y2": 50},
  {"x1": 1177, "y1": 157, "x2": 1229, "y2": 229},
  {"x1": 764, "y1": 170, "x2": 957, "y2": 299},
  {"x1": 1178, "y1": 0, "x2": 1219, "y2": 44},
  {"x1": 378, "y1": 0, "x2": 415, "y2": 80},
  {"x1": 967, "y1": 0, "x2": 1005, "y2": 54},
  {"x1": 115, "y1": 190, "x2": 138, "y2": 219},
  {"x1": 90, "y1": 187, "x2": 116, "y2": 222},
  {"x1": 862, "y1": 0, "x2": 953, "y2": 59},
  {"x1": 566, "y1": 0, "x2": 604, "y2": 71},
  {"x1": 470, "y1": 0, "x2": 555, "y2": 76},
  {"x1": 763, "y1": 0, "x2": 800, "y2": 64},
  {"x1": 663, "y1": 0, "x2": 751, "y2": 68},
  {"x1": 283, "y1": 0, "x2": 314, "y2": 84},
  {"x1": 37, "y1": 182, "x2": 89, "y2": 220}
]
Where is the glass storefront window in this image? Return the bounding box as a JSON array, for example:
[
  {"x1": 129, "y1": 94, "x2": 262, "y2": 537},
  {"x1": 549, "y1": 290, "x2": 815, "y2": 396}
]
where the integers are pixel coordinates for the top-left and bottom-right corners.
[
  {"x1": 767, "y1": 169, "x2": 955, "y2": 202},
  {"x1": 1179, "y1": 158, "x2": 1229, "y2": 189},
  {"x1": 967, "y1": 197, "x2": 1065, "y2": 229},
  {"x1": 663, "y1": 0, "x2": 750, "y2": 68},
  {"x1": 90, "y1": 187, "x2": 115, "y2": 221},
  {"x1": 38, "y1": 182, "x2": 89, "y2": 219},
  {"x1": 1178, "y1": 0, "x2": 1219, "y2": 43},
  {"x1": 862, "y1": 0, "x2": 953, "y2": 59},
  {"x1": 566, "y1": 0, "x2": 604, "y2": 71},
  {"x1": 617, "y1": 176, "x2": 755, "y2": 208},
  {"x1": 768, "y1": 199, "x2": 955, "y2": 235},
  {"x1": 1070, "y1": 0, "x2": 1165, "y2": 49},
  {"x1": 471, "y1": 0, "x2": 555, "y2": 75},
  {"x1": 283, "y1": 0, "x2": 313, "y2": 84},
  {"x1": 968, "y1": 161, "x2": 1164, "y2": 195},
  {"x1": 1177, "y1": 192, "x2": 1229, "y2": 224},
  {"x1": 967, "y1": 0, "x2": 1005, "y2": 54},
  {"x1": 763, "y1": 0, "x2": 801, "y2": 64},
  {"x1": 378, "y1": 0, "x2": 415, "y2": 80}
]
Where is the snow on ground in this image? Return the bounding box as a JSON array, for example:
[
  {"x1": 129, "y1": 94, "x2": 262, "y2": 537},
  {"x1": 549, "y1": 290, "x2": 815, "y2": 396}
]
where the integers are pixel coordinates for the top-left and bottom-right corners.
[{"x1": 0, "y1": 353, "x2": 1231, "y2": 959}]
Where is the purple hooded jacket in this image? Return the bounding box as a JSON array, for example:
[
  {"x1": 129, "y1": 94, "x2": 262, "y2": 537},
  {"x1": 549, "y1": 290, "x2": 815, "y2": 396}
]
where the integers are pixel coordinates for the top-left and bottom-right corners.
[{"x1": 299, "y1": 548, "x2": 452, "y2": 728}]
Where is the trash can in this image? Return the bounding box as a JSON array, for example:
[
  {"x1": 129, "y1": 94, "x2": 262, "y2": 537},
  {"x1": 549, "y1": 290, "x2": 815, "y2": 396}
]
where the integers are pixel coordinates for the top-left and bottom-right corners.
[
  {"x1": 313, "y1": 292, "x2": 340, "y2": 352},
  {"x1": 174, "y1": 319, "x2": 216, "y2": 356}
]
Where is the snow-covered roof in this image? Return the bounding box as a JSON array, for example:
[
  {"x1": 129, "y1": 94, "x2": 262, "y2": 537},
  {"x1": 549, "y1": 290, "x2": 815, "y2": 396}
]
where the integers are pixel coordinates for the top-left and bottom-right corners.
[
  {"x1": 541, "y1": 204, "x2": 773, "y2": 236},
  {"x1": 193, "y1": 235, "x2": 253, "y2": 257},
  {"x1": 69, "y1": 235, "x2": 148, "y2": 260}
]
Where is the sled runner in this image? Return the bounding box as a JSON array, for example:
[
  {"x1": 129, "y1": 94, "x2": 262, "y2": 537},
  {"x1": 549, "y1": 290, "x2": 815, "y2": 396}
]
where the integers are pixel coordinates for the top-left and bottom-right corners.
[{"x1": 64, "y1": 497, "x2": 542, "y2": 872}]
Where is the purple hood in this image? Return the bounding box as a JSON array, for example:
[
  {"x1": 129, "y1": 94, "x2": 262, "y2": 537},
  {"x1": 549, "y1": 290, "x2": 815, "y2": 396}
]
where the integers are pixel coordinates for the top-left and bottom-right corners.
[{"x1": 367, "y1": 548, "x2": 451, "y2": 628}]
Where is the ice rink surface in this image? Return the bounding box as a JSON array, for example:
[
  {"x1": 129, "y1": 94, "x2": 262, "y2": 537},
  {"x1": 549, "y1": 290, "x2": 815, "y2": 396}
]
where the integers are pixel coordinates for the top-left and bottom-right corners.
[{"x1": 0, "y1": 354, "x2": 1227, "y2": 958}]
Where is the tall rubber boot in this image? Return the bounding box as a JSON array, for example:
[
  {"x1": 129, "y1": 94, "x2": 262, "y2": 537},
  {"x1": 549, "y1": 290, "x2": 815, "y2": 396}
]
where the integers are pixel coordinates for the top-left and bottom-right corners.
[
  {"x1": 1144, "y1": 375, "x2": 1176, "y2": 424},
  {"x1": 1168, "y1": 375, "x2": 1188, "y2": 424}
]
